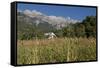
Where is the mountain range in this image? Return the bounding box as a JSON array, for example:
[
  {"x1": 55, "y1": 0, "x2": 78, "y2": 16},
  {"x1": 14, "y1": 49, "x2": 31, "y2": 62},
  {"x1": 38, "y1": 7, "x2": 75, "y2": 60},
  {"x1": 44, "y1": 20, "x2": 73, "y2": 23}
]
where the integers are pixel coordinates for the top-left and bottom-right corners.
[
  {"x1": 17, "y1": 10, "x2": 81, "y2": 34},
  {"x1": 17, "y1": 9, "x2": 80, "y2": 29}
]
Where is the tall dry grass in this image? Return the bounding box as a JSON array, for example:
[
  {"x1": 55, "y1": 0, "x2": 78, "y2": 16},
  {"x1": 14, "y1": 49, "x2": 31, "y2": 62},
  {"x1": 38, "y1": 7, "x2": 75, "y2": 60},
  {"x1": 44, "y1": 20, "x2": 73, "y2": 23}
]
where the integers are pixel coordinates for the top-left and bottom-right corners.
[{"x1": 17, "y1": 38, "x2": 96, "y2": 65}]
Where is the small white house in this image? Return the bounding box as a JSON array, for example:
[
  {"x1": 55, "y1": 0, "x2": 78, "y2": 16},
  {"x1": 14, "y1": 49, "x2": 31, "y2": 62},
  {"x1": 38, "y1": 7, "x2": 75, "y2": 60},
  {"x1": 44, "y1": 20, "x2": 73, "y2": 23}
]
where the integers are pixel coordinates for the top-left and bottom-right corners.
[{"x1": 44, "y1": 32, "x2": 57, "y2": 39}]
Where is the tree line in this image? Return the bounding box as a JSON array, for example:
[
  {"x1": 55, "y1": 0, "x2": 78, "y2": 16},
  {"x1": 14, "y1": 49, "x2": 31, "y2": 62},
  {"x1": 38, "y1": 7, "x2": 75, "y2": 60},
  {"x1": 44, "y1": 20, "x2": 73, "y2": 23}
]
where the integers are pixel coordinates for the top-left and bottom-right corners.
[
  {"x1": 18, "y1": 16, "x2": 96, "y2": 40},
  {"x1": 55, "y1": 16, "x2": 96, "y2": 38}
]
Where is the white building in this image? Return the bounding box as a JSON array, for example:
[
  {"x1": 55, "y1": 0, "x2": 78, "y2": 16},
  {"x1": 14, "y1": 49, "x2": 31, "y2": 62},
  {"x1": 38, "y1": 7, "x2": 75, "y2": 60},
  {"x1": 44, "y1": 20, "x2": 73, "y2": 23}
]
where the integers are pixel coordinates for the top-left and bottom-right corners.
[{"x1": 44, "y1": 32, "x2": 57, "y2": 39}]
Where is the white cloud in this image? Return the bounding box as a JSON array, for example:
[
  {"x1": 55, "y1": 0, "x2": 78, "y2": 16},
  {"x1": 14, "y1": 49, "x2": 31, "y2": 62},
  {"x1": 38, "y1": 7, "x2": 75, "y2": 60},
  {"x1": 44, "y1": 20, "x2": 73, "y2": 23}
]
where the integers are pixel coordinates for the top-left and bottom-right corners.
[
  {"x1": 23, "y1": 9, "x2": 43, "y2": 16},
  {"x1": 32, "y1": 10, "x2": 42, "y2": 15},
  {"x1": 48, "y1": 16, "x2": 67, "y2": 24},
  {"x1": 23, "y1": 9, "x2": 32, "y2": 15},
  {"x1": 49, "y1": 16, "x2": 67, "y2": 21}
]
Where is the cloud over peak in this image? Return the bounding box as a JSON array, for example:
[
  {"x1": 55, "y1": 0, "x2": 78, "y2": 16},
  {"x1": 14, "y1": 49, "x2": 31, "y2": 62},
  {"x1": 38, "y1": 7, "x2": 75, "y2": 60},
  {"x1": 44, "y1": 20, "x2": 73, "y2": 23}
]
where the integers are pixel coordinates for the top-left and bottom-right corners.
[{"x1": 22, "y1": 9, "x2": 43, "y2": 17}]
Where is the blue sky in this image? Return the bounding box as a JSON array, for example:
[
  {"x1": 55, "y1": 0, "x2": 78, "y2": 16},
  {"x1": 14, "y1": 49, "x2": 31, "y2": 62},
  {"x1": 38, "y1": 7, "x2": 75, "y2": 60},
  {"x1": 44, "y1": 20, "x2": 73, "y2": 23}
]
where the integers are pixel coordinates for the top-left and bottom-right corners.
[{"x1": 17, "y1": 3, "x2": 96, "y2": 21}]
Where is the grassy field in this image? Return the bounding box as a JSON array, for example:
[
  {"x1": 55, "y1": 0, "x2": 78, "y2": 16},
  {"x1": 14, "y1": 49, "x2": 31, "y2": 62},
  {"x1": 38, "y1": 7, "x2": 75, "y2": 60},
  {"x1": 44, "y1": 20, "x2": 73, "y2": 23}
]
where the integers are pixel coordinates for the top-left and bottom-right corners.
[{"x1": 17, "y1": 37, "x2": 96, "y2": 65}]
